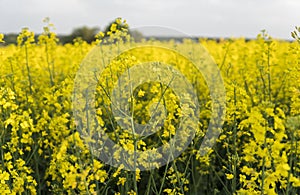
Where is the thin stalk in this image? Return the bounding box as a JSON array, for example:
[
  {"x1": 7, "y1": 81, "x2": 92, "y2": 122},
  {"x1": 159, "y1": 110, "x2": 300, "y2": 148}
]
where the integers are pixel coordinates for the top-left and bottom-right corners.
[
  {"x1": 9, "y1": 59, "x2": 16, "y2": 93},
  {"x1": 127, "y1": 66, "x2": 138, "y2": 194},
  {"x1": 267, "y1": 43, "x2": 272, "y2": 102},
  {"x1": 25, "y1": 44, "x2": 33, "y2": 94},
  {"x1": 261, "y1": 121, "x2": 267, "y2": 195},
  {"x1": 72, "y1": 134, "x2": 91, "y2": 195},
  {"x1": 220, "y1": 41, "x2": 231, "y2": 70},
  {"x1": 232, "y1": 85, "x2": 238, "y2": 193},
  {"x1": 212, "y1": 166, "x2": 231, "y2": 195},
  {"x1": 172, "y1": 162, "x2": 185, "y2": 194},
  {"x1": 45, "y1": 43, "x2": 54, "y2": 86},
  {"x1": 145, "y1": 170, "x2": 153, "y2": 195},
  {"x1": 158, "y1": 163, "x2": 170, "y2": 195}
]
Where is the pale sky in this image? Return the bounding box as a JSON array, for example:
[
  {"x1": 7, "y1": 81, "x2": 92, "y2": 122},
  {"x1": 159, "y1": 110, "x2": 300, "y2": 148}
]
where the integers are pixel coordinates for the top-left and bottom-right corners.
[{"x1": 1, "y1": 0, "x2": 299, "y2": 39}]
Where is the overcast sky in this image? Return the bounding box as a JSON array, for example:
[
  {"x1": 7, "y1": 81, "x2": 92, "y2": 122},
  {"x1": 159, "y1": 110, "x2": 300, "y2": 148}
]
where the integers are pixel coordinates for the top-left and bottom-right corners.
[{"x1": 1, "y1": 0, "x2": 299, "y2": 39}]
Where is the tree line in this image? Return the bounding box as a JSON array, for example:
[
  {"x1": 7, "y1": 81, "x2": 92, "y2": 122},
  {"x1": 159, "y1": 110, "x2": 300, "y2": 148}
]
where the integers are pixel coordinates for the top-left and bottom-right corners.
[{"x1": 2, "y1": 20, "x2": 143, "y2": 45}]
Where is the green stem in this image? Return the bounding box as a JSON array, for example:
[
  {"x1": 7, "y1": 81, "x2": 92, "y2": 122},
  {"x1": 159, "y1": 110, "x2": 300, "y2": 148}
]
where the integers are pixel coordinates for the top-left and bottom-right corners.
[
  {"x1": 232, "y1": 85, "x2": 238, "y2": 193},
  {"x1": 267, "y1": 43, "x2": 272, "y2": 102},
  {"x1": 45, "y1": 43, "x2": 54, "y2": 86},
  {"x1": 25, "y1": 44, "x2": 33, "y2": 94}
]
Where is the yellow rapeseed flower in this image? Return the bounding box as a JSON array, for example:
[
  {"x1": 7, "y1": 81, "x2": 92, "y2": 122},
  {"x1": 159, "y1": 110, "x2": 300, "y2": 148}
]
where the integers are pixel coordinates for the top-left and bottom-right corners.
[
  {"x1": 117, "y1": 177, "x2": 126, "y2": 186},
  {"x1": 0, "y1": 34, "x2": 4, "y2": 43},
  {"x1": 226, "y1": 173, "x2": 234, "y2": 180},
  {"x1": 137, "y1": 89, "x2": 145, "y2": 97},
  {"x1": 4, "y1": 152, "x2": 12, "y2": 161}
]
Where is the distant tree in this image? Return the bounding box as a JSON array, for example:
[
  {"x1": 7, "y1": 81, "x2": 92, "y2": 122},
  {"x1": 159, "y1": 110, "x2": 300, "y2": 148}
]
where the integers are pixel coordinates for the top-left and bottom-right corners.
[
  {"x1": 1, "y1": 19, "x2": 145, "y2": 45},
  {"x1": 67, "y1": 26, "x2": 99, "y2": 43},
  {"x1": 130, "y1": 30, "x2": 143, "y2": 42},
  {"x1": 3, "y1": 33, "x2": 18, "y2": 45}
]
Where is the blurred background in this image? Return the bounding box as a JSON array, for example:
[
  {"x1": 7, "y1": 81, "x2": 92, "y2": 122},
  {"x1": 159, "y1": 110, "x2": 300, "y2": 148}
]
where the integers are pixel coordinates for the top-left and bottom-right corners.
[{"x1": 1, "y1": 0, "x2": 299, "y2": 41}]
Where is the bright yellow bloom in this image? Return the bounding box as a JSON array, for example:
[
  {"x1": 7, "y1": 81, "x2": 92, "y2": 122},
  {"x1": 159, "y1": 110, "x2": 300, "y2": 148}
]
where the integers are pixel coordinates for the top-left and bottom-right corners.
[
  {"x1": 4, "y1": 152, "x2": 12, "y2": 161},
  {"x1": 226, "y1": 173, "x2": 234, "y2": 180},
  {"x1": 127, "y1": 190, "x2": 136, "y2": 195},
  {"x1": 117, "y1": 177, "x2": 126, "y2": 186},
  {"x1": 137, "y1": 89, "x2": 145, "y2": 97},
  {"x1": 0, "y1": 33, "x2": 4, "y2": 43}
]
